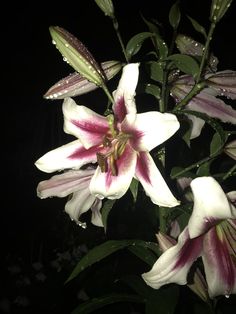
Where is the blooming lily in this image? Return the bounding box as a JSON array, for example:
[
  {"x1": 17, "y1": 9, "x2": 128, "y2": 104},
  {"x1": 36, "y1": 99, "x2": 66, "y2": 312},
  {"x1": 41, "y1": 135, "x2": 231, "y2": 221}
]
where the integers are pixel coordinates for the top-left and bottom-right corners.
[
  {"x1": 142, "y1": 177, "x2": 236, "y2": 298},
  {"x1": 171, "y1": 35, "x2": 236, "y2": 139},
  {"x1": 35, "y1": 63, "x2": 180, "y2": 207},
  {"x1": 37, "y1": 167, "x2": 103, "y2": 228}
]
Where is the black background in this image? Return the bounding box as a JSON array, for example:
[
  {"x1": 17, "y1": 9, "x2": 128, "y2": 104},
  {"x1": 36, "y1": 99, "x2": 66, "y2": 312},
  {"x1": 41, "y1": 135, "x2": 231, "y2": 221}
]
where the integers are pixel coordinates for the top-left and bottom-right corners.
[{"x1": 2, "y1": 0, "x2": 236, "y2": 313}]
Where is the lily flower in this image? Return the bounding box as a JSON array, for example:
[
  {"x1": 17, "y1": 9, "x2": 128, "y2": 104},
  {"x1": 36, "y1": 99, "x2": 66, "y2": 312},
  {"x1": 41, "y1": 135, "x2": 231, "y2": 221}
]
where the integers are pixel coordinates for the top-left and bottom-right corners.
[
  {"x1": 35, "y1": 63, "x2": 180, "y2": 207},
  {"x1": 37, "y1": 167, "x2": 103, "y2": 228},
  {"x1": 171, "y1": 35, "x2": 236, "y2": 139},
  {"x1": 142, "y1": 177, "x2": 236, "y2": 298}
]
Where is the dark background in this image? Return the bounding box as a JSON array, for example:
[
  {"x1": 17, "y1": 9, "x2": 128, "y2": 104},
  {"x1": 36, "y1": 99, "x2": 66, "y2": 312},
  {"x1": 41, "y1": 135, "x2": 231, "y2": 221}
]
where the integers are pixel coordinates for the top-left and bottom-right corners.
[{"x1": 2, "y1": 0, "x2": 236, "y2": 313}]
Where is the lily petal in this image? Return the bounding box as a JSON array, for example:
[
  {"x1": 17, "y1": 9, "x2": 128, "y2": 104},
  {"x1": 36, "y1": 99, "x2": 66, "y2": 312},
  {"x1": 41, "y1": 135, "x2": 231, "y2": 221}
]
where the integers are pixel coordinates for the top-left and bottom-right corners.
[
  {"x1": 189, "y1": 177, "x2": 236, "y2": 238},
  {"x1": 91, "y1": 199, "x2": 103, "y2": 227},
  {"x1": 35, "y1": 140, "x2": 97, "y2": 173},
  {"x1": 142, "y1": 228, "x2": 203, "y2": 289},
  {"x1": 123, "y1": 111, "x2": 180, "y2": 152},
  {"x1": 185, "y1": 114, "x2": 206, "y2": 139},
  {"x1": 65, "y1": 188, "x2": 97, "y2": 225},
  {"x1": 113, "y1": 63, "x2": 139, "y2": 122},
  {"x1": 206, "y1": 70, "x2": 236, "y2": 99},
  {"x1": 63, "y1": 97, "x2": 109, "y2": 149},
  {"x1": 37, "y1": 169, "x2": 95, "y2": 198},
  {"x1": 90, "y1": 144, "x2": 137, "y2": 199},
  {"x1": 202, "y1": 223, "x2": 236, "y2": 298},
  {"x1": 135, "y1": 152, "x2": 180, "y2": 207}
]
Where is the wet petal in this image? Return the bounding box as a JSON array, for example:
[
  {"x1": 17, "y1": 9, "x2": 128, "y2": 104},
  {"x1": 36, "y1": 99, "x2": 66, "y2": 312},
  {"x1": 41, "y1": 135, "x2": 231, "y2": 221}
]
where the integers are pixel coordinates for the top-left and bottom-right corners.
[
  {"x1": 142, "y1": 228, "x2": 203, "y2": 289},
  {"x1": 202, "y1": 224, "x2": 236, "y2": 298},
  {"x1": 35, "y1": 140, "x2": 98, "y2": 173},
  {"x1": 113, "y1": 63, "x2": 139, "y2": 122},
  {"x1": 37, "y1": 169, "x2": 95, "y2": 198},
  {"x1": 189, "y1": 177, "x2": 236, "y2": 238},
  {"x1": 206, "y1": 70, "x2": 236, "y2": 99},
  {"x1": 123, "y1": 112, "x2": 180, "y2": 152},
  {"x1": 135, "y1": 152, "x2": 180, "y2": 207},
  {"x1": 91, "y1": 199, "x2": 103, "y2": 227},
  {"x1": 63, "y1": 97, "x2": 109, "y2": 148},
  {"x1": 90, "y1": 144, "x2": 137, "y2": 199},
  {"x1": 65, "y1": 188, "x2": 97, "y2": 225},
  {"x1": 187, "y1": 90, "x2": 236, "y2": 124}
]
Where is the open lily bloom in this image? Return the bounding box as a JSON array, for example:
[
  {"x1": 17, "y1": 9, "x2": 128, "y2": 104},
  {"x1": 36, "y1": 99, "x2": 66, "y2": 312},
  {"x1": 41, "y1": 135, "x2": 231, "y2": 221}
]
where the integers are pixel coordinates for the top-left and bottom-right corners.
[
  {"x1": 171, "y1": 35, "x2": 236, "y2": 139},
  {"x1": 142, "y1": 177, "x2": 236, "y2": 298},
  {"x1": 35, "y1": 63, "x2": 180, "y2": 207},
  {"x1": 37, "y1": 167, "x2": 103, "y2": 228}
]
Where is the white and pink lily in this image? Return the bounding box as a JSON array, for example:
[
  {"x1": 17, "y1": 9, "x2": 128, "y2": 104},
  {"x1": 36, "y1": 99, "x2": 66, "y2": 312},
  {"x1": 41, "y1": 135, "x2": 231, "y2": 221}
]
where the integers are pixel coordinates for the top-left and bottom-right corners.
[
  {"x1": 37, "y1": 167, "x2": 103, "y2": 228},
  {"x1": 142, "y1": 177, "x2": 236, "y2": 298},
  {"x1": 35, "y1": 63, "x2": 180, "y2": 207}
]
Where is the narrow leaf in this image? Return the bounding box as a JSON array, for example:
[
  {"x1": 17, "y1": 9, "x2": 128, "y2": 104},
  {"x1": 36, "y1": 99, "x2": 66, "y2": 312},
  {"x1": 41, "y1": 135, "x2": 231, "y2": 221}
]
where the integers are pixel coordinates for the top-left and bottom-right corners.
[
  {"x1": 126, "y1": 32, "x2": 153, "y2": 59},
  {"x1": 101, "y1": 199, "x2": 116, "y2": 232},
  {"x1": 145, "y1": 83, "x2": 161, "y2": 100},
  {"x1": 129, "y1": 178, "x2": 139, "y2": 202},
  {"x1": 169, "y1": 1, "x2": 181, "y2": 29},
  {"x1": 187, "y1": 15, "x2": 207, "y2": 39}
]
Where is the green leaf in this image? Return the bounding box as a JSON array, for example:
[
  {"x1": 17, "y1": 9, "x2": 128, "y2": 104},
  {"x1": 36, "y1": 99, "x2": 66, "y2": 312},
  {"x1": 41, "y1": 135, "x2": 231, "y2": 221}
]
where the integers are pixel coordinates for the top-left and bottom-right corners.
[
  {"x1": 196, "y1": 161, "x2": 212, "y2": 176},
  {"x1": 101, "y1": 199, "x2": 116, "y2": 232},
  {"x1": 66, "y1": 240, "x2": 160, "y2": 283},
  {"x1": 128, "y1": 245, "x2": 159, "y2": 267},
  {"x1": 169, "y1": 1, "x2": 181, "y2": 29},
  {"x1": 170, "y1": 166, "x2": 196, "y2": 179},
  {"x1": 126, "y1": 32, "x2": 153, "y2": 59},
  {"x1": 167, "y1": 54, "x2": 200, "y2": 78},
  {"x1": 146, "y1": 61, "x2": 164, "y2": 83},
  {"x1": 145, "y1": 285, "x2": 179, "y2": 314},
  {"x1": 187, "y1": 15, "x2": 207, "y2": 39},
  {"x1": 71, "y1": 293, "x2": 145, "y2": 314},
  {"x1": 129, "y1": 178, "x2": 139, "y2": 203},
  {"x1": 145, "y1": 83, "x2": 161, "y2": 100}
]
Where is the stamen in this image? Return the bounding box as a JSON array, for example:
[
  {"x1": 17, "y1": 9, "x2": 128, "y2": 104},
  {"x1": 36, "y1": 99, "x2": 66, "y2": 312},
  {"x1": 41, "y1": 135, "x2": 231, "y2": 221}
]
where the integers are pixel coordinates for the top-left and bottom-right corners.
[{"x1": 96, "y1": 152, "x2": 107, "y2": 172}]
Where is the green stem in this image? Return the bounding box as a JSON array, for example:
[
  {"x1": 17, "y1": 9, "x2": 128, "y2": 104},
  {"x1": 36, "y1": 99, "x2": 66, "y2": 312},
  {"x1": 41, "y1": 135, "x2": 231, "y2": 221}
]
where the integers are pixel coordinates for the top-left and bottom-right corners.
[
  {"x1": 112, "y1": 17, "x2": 129, "y2": 63},
  {"x1": 159, "y1": 206, "x2": 167, "y2": 233},
  {"x1": 173, "y1": 81, "x2": 206, "y2": 111},
  {"x1": 196, "y1": 22, "x2": 216, "y2": 83},
  {"x1": 222, "y1": 164, "x2": 236, "y2": 181},
  {"x1": 102, "y1": 84, "x2": 114, "y2": 112}
]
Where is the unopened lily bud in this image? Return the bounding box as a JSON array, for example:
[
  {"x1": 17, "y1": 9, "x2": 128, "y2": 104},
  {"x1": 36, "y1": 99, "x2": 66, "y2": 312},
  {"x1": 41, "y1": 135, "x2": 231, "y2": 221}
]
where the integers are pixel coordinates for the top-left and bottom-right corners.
[
  {"x1": 95, "y1": 0, "x2": 114, "y2": 18},
  {"x1": 224, "y1": 140, "x2": 236, "y2": 160},
  {"x1": 49, "y1": 26, "x2": 105, "y2": 86},
  {"x1": 210, "y1": 0, "x2": 233, "y2": 23},
  {"x1": 44, "y1": 60, "x2": 123, "y2": 99}
]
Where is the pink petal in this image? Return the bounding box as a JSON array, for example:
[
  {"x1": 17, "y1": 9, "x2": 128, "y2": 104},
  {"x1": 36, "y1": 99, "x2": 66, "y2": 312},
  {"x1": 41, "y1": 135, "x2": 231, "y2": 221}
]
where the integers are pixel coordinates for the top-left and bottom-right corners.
[
  {"x1": 37, "y1": 168, "x2": 95, "y2": 198},
  {"x1": 142, "y1": 228, "x2": 203, "y2": 289},
  {"x1": 202, "y1": 225, "x2": 236, "y2": 298},
  {"x1": 35, "y1": 140, "x2": 98, "y2": 173},
  {"x1": 113, "y1": 63, "x2": 139, "y2": 122},
  {"x1": 135, "y1": 152, "x2": 180, "y2": 207},
  {"x1": 89, "y1": 144, "x2": 137, "y2": 199},
  {"x1": 63, "y1": 97, "x2": 109, "y2": 148}
]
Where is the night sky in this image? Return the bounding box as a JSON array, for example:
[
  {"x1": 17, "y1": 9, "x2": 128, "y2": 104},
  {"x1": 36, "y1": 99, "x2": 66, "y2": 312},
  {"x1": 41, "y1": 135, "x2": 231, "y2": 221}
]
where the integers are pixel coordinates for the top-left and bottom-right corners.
[{"x1": 2, "y1": 0, "x2": 236, "y2": 313}]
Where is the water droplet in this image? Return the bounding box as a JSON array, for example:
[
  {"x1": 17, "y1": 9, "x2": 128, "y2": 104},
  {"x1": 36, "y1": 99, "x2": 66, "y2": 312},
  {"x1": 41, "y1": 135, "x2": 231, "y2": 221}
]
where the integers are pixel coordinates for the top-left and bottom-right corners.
[
  {"x1": 52, "y1": 40, "x2": 56, "y2": 45},
  {"x1": 225, "y1": 294, "x2": 230, "y2": 299}
]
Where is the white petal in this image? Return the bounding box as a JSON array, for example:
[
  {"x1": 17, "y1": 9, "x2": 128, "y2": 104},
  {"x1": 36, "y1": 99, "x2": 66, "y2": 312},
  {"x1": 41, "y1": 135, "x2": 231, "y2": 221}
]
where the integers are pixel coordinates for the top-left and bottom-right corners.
[
  {"x1": 142, "y1": 228, "x2": 202, "y2": 289},
  {"x1": 189, "y1": 177, "x2": 236, "y2": 238},
  {"x1": 65, "y1": 189, "x2": 96, "y2": 223},
  {"x1": 123, "y1": 111, "x2": 180, "y2": 151},
  {"x1": 63, "y1": 97, "x2": 109, "y2": 149},
  {"x1": 35, "y1": 140, "x2": 97, "y2": 173},
  {"x1": 135, "y1": 152, "x2": 180, "y2": 207},
  {"x1": 113, "y1": 63, "x2": 139, "y2": 121}
]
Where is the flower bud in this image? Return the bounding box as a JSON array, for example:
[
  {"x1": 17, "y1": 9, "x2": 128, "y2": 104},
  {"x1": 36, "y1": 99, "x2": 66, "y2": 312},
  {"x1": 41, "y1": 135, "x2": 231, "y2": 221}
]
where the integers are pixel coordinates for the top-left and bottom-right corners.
[
  {"x1": 44, "y1": 60, "x2": 123, "y2": 99},
  {"x1": 210, "y1": 0, "x2": 233, "y2": 23},
  {"x1": 49, "y1": 26, "x2": 105, "y2": 86},
  {"x1": 95, "y1": 0, "x2": 114, "y2": 18}
]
